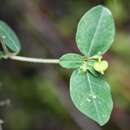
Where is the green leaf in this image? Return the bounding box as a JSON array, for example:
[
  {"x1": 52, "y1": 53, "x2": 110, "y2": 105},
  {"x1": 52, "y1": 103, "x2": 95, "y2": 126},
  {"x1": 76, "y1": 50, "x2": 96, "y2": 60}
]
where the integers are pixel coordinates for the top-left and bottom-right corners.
[
  {"x1": 76, "y1": 5, "x2": 115, "y2": 56},
  {"x1": 59, "y1": 53, "x2": 83, "y2": 69},
  {"x1": 0, "y1": 21, "x2": 21, "y2": 57},
  {"x1": 70, "y1": 70, "x2": 113, "y2": 126}
]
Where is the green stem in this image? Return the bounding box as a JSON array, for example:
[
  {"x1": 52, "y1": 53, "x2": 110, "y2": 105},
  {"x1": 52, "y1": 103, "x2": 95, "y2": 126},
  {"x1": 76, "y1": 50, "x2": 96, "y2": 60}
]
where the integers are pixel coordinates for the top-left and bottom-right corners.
[{"x1": 9, "y1": 55, "x2": 59, "y2": 64}]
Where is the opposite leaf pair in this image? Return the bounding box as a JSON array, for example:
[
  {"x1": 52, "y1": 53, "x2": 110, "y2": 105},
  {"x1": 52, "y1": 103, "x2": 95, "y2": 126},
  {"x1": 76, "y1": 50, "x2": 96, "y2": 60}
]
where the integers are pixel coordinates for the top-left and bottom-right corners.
[{"x1": 59, "y1": 5, "x2": 115, "y2": 126}]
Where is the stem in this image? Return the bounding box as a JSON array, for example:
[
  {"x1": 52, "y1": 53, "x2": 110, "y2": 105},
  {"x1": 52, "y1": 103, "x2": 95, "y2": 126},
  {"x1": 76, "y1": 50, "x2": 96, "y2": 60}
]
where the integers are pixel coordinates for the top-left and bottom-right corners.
[
  {"x1": 1, "y1": 40, "x2": 59, "y2": 64},
  {"x1": 9, "y1": 55, "x2": 59, "y2": 64},
  {"x1": 88, "y1": 55, "x2": 102, "y2": 61}
]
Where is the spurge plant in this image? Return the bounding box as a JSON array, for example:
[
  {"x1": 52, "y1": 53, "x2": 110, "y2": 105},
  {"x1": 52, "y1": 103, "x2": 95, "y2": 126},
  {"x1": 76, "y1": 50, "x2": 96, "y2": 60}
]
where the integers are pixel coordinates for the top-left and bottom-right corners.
[{"x1": 0, "y1": 5, "x2": 115, "y2": 126}]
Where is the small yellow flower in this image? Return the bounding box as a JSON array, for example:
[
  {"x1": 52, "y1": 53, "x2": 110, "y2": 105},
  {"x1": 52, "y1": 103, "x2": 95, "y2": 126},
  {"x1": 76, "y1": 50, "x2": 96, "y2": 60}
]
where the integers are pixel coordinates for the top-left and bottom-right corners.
[{"x1": 93, "y1": 60, "x2": 108, "y2": 74}]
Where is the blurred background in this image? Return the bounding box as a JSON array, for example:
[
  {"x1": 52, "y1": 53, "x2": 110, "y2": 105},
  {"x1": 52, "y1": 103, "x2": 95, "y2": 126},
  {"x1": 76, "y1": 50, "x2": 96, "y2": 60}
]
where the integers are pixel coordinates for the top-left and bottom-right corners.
[{"x1": 0, "y1": 0, "x2": 130, "y2": 130}]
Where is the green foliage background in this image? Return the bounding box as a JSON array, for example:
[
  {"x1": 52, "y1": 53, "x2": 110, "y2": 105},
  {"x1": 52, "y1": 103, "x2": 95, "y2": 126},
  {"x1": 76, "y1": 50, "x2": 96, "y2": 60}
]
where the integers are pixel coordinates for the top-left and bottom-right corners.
[{"x1": 0, "y1": 0, "x2": 130, "y2": 130}]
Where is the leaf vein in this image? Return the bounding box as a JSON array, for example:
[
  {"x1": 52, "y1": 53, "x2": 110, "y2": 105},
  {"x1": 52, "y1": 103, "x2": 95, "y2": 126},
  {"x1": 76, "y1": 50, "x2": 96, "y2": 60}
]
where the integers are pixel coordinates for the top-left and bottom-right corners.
[
  {"x1": 88, "y1": 8, "x2": 104, "y2": 56},
  {"x1": 87, "y1": 73, "x2": 101, "y2": 122}
]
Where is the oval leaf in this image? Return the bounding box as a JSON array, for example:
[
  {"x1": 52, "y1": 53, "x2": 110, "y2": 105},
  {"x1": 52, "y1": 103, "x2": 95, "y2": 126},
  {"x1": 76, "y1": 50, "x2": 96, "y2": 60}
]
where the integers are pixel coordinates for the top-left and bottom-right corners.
[
  {"x1": 70, "y1": 70, "x2": 113, "y2": 126},
  {"x1": 0, "y1": 20, "x2": 21, "y2": 57},
  {"x1": 76, "y1": 5, "x2": 115, "y2": 56},
  {"x1": 59, "y1": 53, "x2": 83, "y2": 69}
]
